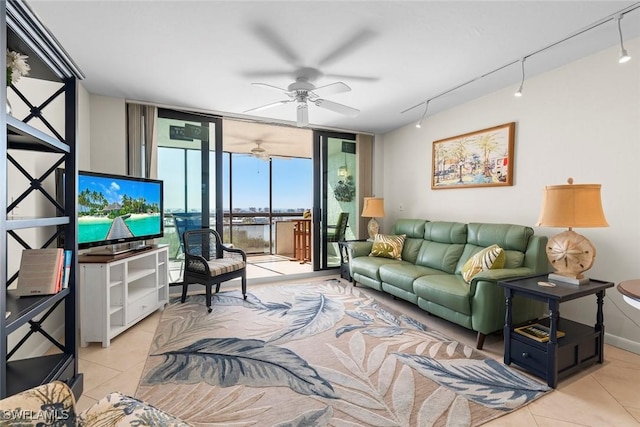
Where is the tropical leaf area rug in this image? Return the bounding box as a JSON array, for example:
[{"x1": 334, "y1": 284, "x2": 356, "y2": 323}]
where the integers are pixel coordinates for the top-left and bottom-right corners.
[{"x1": 136, "y1": 280, "x2": 550, "y2": 427}]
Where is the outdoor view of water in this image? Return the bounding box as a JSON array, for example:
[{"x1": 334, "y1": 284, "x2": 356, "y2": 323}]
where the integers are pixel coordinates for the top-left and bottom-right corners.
[{"x1": 78, "y1": 214, "x2": 162, "y2": 244}]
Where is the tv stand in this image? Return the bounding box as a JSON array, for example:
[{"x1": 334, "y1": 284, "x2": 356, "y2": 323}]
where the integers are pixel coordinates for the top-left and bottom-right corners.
[{"x1": 79, "y1": 245, "x2": 169, "y2": 347}]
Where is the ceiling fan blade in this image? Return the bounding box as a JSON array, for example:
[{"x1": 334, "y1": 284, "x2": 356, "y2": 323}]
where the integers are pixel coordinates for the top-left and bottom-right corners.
[
  {"x1": 323, "y1": 73, "x2": 379, "y2": 82},
  {"x1": 297, "y1": 103, "x2": 309, "y2": 127},
  {"x1": 313, "y1": 99, "x2": 359, "y2": 117},
  {"x1": 244, "y1": 99, "x2": 292, "y2": 113},
  {"x1": 317, "y1": 28, "x2": 376, "y2": 67},
  {"x1": 311, "y1": 82, "x2": 351, "y2": 98},
  {"x1": 252, "y1": 24, "x2": 301, "y2": 66},
  {"x1": 251, "y1": 82, "x2": 292, "y2": 95},
  {"x1": 243, "y1": 70, "x2": 294, "y2": 79}
]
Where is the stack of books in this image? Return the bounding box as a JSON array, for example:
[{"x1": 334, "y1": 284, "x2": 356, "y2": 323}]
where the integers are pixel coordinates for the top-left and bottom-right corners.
[
  {"x1": 514, "y1": 323, "x2": 565, "y2": 342},
  {"x1": 15, "y1": 248, "x2": 72, "y2": 297}
]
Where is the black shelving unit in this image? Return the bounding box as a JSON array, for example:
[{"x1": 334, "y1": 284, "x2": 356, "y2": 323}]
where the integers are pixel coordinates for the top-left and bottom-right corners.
[{"x1": 1, "y1": 0, "x2": 84, "y2": 398}]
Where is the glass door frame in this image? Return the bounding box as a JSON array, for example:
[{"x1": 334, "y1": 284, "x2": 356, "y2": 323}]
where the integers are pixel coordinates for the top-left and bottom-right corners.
[
  {"x1": 157, "y1": 108, "x2": 223, "y2": 233},
  {"x1": 312, "y1": 130, "x2": 356, "y2": 271}
]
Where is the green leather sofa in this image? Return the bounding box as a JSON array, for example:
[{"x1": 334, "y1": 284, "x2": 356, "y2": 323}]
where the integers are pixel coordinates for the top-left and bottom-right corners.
[{"x1": 347, "y1": 219, "x2": 549, "y2": 349}]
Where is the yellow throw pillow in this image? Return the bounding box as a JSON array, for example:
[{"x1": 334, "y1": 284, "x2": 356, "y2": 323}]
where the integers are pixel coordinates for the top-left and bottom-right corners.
[
  {"x1": 369, "y1": 234, "x2": 406, "y2": 260},
  {"x1": 461, "y1": 244, "x2": 506, "y2": 283}
]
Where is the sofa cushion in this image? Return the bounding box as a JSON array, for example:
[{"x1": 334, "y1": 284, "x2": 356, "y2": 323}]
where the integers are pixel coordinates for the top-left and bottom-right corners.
[
  {"x1": 413, "y1": 274, "x2": 471, "y2": 316},
  {"x1": 392, "y1": 218, "x2": 427, "y2": 238},
  {"x1": 467, "y1": 223, "x2": 533, "y2": 252},
  {"x1": 370, "y1": 234, "x2": 406, "y2": 260},
  {"x1": 351, "y1": 255, "x2": 402, "y2": 280},
  {"x1": 461, "y1": 244, "x2": 506, "y2": 283},
  {"x1": 379, "y1": 263, "x2": 445, "y2": 293},
  {"x1": 414, "y1": 222, "x2": 467, "y2": 273}
]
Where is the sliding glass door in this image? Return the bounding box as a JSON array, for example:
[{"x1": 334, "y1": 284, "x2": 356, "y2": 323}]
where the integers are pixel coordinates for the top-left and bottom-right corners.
[
  {"x1": 155, "y1": 109, "x2": 222, "y2": 280},
  {"x1": 314, "y1": 131, "x2": 357, "y2": 270}
]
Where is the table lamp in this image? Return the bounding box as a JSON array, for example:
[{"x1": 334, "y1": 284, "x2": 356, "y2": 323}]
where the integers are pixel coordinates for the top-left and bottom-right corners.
[
  {"x1": 536, "y1": 178, "x2": 608, "y2": 285},
  {"x1": 361, "y1": 197, "x2": 385, "y2": 239}
]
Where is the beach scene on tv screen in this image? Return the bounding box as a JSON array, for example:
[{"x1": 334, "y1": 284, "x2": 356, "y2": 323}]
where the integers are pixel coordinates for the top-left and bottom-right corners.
[{"x1": 78, "y1": 175, "x2": 161, "y2": 244}]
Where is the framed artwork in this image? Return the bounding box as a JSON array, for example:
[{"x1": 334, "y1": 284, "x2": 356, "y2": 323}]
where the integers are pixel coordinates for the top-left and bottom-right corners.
[{"x1": 431, "y1": 122, "x2": 515, "y2": 189}]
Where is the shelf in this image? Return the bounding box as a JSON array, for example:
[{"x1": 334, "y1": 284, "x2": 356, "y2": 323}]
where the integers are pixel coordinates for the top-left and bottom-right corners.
[
  {"x1": 6, "y1": 216, "x2": 69, "y2": 231},
  {"x1": 109, "y1": 306, "x2": 123, "y2": 315},
  {"x1": 128, "y1": 287, "x2": 156, "y2": 303},
  {"x1": 4, "y1": 289, "x2": 70, "y2": 335},
  {"x1": 128, "y1": 268, "x2": 156, "y2": 283},
  {"x1": 512, "y1": 317, "x2": 597, "y2": 348},
  {"x1": 6, "y1": 353, "x2": 74, "y2": 396},
  {"x1": 7, "y1": 116, "x2": 69, "y2": 153},
  {"x1": 109, "y1": 280, "x2": 124, "y2": 288}
]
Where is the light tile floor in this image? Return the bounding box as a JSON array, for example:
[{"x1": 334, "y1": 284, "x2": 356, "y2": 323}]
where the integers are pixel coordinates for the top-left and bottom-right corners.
[{"x1": 76, "y1": 277, "x2": 640, "y2": 426}]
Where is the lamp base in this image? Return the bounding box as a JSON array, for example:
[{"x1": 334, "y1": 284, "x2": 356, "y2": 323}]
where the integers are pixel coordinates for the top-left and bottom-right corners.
[
  {"x1": 547, "y1": 272, "x2": 590, "y2": 286},
  {"x1": 546, "y1": 229, "x2": 596, "y2": 286},
  {"x1": 367, "y1": 218, "x2": 379, "y2": 240}
]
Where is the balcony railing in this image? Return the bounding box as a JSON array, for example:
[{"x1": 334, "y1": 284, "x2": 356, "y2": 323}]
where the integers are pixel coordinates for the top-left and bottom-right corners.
[{"x1": 161, "y1": 211, "x2": 306, "y2": 258}]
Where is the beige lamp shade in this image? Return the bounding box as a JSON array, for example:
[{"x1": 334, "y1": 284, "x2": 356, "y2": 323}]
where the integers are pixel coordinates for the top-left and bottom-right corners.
[
  {"x1": 536, "y1": 178, "x2": 608, "y2": 285},
  {"x1": 536, "y1": 181, "x2": 608, "y2": 229},
  {"x1": 362, "y1": 197, "x2": 385, "y2": 239},
  {"x1": 361, "y1": 197, "x2": 385, "y2": 218}
]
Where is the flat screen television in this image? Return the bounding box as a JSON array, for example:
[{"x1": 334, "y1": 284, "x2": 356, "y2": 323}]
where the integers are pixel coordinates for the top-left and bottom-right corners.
[{"x1": 58, "y1": 170, "x2": 164, "y2": 252}]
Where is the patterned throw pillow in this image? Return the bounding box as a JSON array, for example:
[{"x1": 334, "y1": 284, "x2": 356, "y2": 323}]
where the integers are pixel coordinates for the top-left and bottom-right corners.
[
  {"x1": 369, "y1": 234, "x2": 406, "y2": 260},
  {"x1": 461, "y1": 244, "x2": 506, "y2": 283}
]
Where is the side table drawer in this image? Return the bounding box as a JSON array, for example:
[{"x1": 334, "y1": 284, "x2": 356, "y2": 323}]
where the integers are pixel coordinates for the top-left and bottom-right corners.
[{"x1": 511, "y1": 338, "x2": 546, "y2": 376}]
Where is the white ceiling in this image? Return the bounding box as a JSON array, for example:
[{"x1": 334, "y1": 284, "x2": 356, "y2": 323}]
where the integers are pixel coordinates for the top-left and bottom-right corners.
[{"x1": 28, "y1": 1, "x2": 640, "y2": 136}]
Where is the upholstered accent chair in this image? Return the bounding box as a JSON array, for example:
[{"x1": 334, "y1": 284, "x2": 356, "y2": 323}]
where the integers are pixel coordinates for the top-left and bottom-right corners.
[{"x1": 182, "y1": 228, "x2": 247, "y2": 312}]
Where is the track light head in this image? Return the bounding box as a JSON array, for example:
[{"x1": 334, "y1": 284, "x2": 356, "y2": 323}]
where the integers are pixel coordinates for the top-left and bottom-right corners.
[
  {"x1": 619, "y1": 48, "x2": 631, "y2": 64},
  {"x1": 415, "y1": 100, "x2": 430, "y2": 129},
  {"x1": 514, "y1": 58, "x2": 526, "y2": 97},
  {"x1": 617, "y1": 14, "x2": 631, "y2": 64}
]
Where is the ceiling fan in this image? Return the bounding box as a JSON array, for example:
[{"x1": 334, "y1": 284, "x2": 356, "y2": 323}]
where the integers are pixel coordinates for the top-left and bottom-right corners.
[
  {"x1": 249, "y1": 141, "x2": 269, "y2": 159},
  {"x1": 244, "y1": 73, "x2": 360, "y2": 127}
]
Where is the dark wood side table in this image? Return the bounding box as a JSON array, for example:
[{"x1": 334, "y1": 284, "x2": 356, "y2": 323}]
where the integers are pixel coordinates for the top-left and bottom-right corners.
[
  {"x1": 337, "y1": 240, "x2": 367, "y2": 281},
  {"x1": 498, "y1": 274, "x2": 614, "y2": 388}
]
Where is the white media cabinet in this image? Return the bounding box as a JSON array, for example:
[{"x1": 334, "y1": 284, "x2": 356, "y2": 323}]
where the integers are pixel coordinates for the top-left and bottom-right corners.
[{"x1": 78, "y1": 245, "x2": 169, "y2": 347}]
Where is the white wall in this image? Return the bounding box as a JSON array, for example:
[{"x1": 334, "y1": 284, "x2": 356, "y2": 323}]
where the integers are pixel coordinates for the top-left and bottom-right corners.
[
  {"x1": 379, "y1": 38, "x2": 640, "y2": 353},
  {"x1": 89, "y1": 95, "x2": 126, "y2": 174}
]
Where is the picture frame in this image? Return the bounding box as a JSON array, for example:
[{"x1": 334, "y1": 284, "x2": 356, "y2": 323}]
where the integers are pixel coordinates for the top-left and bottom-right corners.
[{"x1": 431, "y1": 122, "x2": 515, "y2": 189}]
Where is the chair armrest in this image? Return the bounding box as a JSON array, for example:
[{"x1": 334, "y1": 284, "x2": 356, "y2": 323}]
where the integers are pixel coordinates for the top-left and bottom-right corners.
[
  {"x1": 185, "y1": 253, "x2": 212, "y2": 275},
  {"x1": 0, "y1": 381, "x2": 77, "y2": 424},
  {"x1": 221, "y1": 244, "x2": 247, "y2": 261}
]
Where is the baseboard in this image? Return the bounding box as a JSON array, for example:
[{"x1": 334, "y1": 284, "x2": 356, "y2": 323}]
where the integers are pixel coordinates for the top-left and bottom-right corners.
[{"x1": 604, "y1": 332, "x2": 640, "y2": 355}]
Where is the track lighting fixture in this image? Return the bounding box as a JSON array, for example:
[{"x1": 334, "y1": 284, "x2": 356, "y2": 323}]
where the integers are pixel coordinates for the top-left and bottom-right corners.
[
  {"x1": 416, "y1": 100, "x2": 430, "y2": 128},
  {"x1": 514, "y1": 58, "x2": 525, "y2": 97},
  {"x1": 400, "y1": 4, "x2": 639, "y2": 117},
  {"x1": 616, "y1": 14, "x2": 631, "y2": 64}
]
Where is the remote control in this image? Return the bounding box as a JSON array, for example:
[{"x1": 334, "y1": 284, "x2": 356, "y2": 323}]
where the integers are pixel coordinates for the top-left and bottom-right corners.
[{"x1": 537, "y1": 281, "x2": 556, "y2": 287}]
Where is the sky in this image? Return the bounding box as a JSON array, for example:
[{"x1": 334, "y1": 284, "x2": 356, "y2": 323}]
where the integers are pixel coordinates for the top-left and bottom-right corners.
[
  {"x1": 157, "y1": 150, "x2": 313, "y2": 212},
  {"x1": 78, "y1": 173, "x2": 162, "y2": 205}
]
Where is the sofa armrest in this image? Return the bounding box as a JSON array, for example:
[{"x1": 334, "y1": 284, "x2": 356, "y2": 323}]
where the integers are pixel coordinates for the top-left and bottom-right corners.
[
  {"x1": 346, "y1": 241, "x2": 373, "y2": 259},
  {"x1": 469, "y1": 268, "x2": 545, "y2": 335},
  {"x1": 0, "y1": 381, "x2": 77, "y2": 425},
  {"x1": 468, "y1": 267, "x2": 534, "y2": 295}
]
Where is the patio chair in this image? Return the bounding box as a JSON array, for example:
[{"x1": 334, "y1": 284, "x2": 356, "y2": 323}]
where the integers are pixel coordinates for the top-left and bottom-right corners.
[
  {"x1": 172, "y1": 212, "x2": 202, "y2": 280},
  {"x1": 327, "y1": 212, "x2": 349, "y2": 243},
  {"x1": 182, "y1": 228, "x2": 247, "y2": 312}
]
